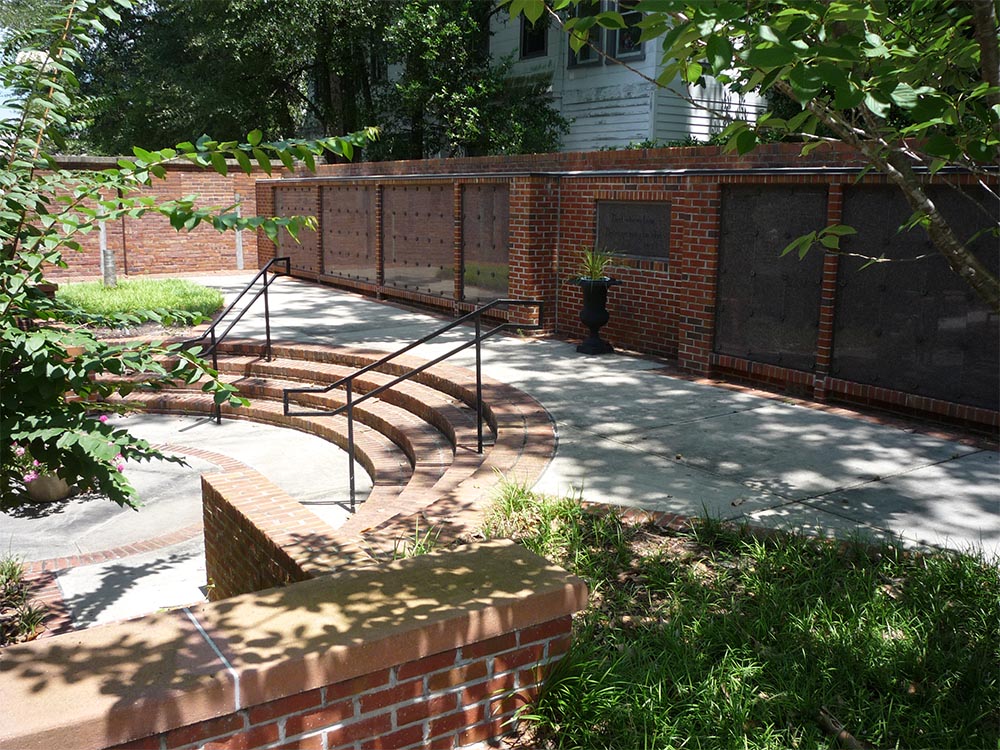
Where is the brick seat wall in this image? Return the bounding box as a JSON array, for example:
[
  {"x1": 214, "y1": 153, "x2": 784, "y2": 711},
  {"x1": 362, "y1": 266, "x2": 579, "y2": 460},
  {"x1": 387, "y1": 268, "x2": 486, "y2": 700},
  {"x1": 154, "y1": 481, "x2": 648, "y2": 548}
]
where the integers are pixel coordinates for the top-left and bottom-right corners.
[{"x1": 0, "y1": 541, "x2": 587, "y2": 750}]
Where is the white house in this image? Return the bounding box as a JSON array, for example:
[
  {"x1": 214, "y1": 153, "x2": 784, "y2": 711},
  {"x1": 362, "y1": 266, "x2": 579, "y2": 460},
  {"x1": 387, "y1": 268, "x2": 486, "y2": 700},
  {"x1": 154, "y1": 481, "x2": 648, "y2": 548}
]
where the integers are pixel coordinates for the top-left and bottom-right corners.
[{"x1": 490, "y1": 2, "x2": 765, "y2": 152}]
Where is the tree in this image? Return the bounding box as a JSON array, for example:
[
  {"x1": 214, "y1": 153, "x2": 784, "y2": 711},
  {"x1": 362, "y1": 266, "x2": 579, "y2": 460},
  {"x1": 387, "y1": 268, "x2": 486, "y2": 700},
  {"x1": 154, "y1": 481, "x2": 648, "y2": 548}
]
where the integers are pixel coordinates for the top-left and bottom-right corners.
[
  {"x1": 508, "y1": 0, "x2": 1000, "y2": 312},
  {"x1": 72, "y1": 0, "x2": 567, "y2": 159},
  {"x1": 0, "y1": 0, "x2": 376, "y2": 508}
]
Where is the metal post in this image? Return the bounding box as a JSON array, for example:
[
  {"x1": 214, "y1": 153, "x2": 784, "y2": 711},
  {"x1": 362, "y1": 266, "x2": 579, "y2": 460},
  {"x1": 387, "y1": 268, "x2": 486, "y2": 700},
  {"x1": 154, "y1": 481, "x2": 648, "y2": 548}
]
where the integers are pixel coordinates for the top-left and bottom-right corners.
[
  {"x1": 475, "y1": 315, "x2": 483, "y2": 454},
  {"x1": 210, "y1": 329, "x2": 221, "y2": 424},
  {"x1": 346, "y1": 379, "x2": 356, "y2": 513},
  {"x1": 263, "y1": 273, "x2": 273, "y2": 362}
]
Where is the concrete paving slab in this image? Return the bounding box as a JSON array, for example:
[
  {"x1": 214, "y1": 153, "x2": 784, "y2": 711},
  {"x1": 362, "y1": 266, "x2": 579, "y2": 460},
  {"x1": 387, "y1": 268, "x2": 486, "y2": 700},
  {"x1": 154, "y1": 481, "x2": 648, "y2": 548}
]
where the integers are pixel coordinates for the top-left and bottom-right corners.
[
  {"x1": 55, "y1": 536, "x2": 206, "y2": 628},
  {"x1": 741, "y1": 501, "x2": 912, "y2": 549},
  {"x1": 624, "y1": 401, "x2": 978, "y2": 500},
  {"x1": 531, "y1": 424, "x2": 781, "y2": 518},
  {"x1": 110, "y1": 413, "x2": 366, "y2": 528},
  {"x1": 802, "y1": 450, "x2": 1000, "y2": 560},
  {"x1": 1, "y1": 453, "x2": 213, "y2": 561}
]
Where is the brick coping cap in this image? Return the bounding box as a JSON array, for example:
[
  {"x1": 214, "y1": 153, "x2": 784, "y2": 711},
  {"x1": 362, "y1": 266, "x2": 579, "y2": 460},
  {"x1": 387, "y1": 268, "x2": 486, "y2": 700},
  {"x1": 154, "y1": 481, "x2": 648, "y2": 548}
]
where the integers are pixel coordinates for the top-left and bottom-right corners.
[{"x1": 0, "y1": 540, "x2": 587, "y2": 750}]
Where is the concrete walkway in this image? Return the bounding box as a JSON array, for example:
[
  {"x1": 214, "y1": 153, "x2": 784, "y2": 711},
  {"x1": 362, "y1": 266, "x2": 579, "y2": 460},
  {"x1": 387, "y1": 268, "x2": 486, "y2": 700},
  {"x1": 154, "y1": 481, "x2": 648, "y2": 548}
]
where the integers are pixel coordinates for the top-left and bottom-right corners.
[
  {"x1": 211, "y1": 273, "x2": 998, "y2": 559},
  {"x1": 5, "y1": 272, "x2": 997, "y2": 629}
]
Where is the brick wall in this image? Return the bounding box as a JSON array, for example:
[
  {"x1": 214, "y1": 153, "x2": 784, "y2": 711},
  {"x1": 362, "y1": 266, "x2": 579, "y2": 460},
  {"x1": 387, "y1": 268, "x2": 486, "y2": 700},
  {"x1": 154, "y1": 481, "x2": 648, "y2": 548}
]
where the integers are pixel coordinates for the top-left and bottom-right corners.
[
  {"x1": 46, "y1": 147, "x2": 996, "y2": 428},
  {"x1": 0, "y1": 541, "x2": 587, "y2": 750},
  {"x1": 45, "y1": 157, "x2": 261, "y2": 279},
  {"x1": 256, "y1": 144, "x2": 998, "y2": 429}
]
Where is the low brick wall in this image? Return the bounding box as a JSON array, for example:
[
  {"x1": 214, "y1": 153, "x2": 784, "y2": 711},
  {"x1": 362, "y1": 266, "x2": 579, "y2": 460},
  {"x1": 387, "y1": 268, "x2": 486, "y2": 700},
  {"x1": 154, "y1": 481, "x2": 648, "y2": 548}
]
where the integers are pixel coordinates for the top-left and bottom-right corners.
[{"x1": 0, "y1": 541, "x2": 587, "y2": 750}]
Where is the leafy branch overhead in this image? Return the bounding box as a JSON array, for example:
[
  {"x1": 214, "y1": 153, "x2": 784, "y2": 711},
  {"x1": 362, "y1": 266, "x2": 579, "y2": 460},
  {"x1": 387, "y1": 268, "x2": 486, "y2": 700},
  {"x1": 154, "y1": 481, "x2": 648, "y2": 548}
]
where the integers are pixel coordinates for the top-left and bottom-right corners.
[
  {"x1": 0, "y1": 0, "x2": 376, "y2": 508},
  {"x1": 506, "y1": 0, "x2": 1000, "y2": 312}
]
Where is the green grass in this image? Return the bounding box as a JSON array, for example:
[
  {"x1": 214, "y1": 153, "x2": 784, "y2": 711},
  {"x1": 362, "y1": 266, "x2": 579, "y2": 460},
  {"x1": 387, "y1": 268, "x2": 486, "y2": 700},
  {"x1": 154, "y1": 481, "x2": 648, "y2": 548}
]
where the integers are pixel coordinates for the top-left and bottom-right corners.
[
  {"x1": 483, "y1": 483, "x2": 1000, "y2": 750},
  {"x1": 57, "y1": 278, "x2": 224, "y2": 323}
]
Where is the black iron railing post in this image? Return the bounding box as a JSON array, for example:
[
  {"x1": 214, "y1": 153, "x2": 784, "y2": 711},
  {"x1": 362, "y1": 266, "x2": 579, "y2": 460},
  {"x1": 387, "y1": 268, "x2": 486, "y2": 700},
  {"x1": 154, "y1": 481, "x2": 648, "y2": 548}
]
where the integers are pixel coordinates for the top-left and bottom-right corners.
[
  {"x1": 263, "y1": 272, "x2": 273, "y2": 362},
  {"x1": 210, "y1": 329, "x2": 221, "y2": 424},
  {"x1": 346, "y1": 379, "x2": 356, "y2": 514},
  {"x1": 475, "y1": 314, "x2": 483, "y2": 454}
]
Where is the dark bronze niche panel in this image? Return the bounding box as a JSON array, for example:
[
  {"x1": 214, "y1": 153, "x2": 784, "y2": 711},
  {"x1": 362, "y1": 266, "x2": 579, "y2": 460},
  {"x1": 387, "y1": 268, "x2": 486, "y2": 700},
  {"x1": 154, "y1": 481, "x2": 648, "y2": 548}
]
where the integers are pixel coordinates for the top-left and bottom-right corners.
[
  {"x1": 275, "y1": 186, "x2": 320, "y2": 274},
  {"x1": 832, "y1": 185, "x2": 999, "y2": 410},
  {"x1": 383, "y1": 185, "x2": 454, "y2": 298},
  {"x1": 461, "y1": 184, "x2": 509, "y2": 302},
  {"x1": 596, "y1": 200, "x2": 670, "y2": 260},
  {"x1": 321, "y1": 185, "x2": 376, "y2": 282},
  {"x1": 714, "y1": 185, "x2": 827, "y2": 372}
]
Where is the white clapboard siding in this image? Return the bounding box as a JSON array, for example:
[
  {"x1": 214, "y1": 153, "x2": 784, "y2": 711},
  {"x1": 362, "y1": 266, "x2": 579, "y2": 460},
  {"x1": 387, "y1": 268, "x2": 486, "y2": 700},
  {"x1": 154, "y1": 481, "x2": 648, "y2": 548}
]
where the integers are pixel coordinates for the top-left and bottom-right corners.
[{"x1": 490, "y1": 10, "x2": 765, "y2": 151}]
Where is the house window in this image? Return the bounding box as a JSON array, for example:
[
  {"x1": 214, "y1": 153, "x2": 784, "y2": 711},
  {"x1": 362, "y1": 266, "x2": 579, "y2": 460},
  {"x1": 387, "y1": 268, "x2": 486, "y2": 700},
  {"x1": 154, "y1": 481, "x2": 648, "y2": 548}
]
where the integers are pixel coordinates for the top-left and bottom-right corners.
[
  {"x1": 568, "y1": 0, "x2": 602, "y2": 67},
  {"x1": 610, "y1": 0, "x2": 643, "y2": 61},
  {"x1": 520, "y1": 16, "x2": 548, "y2": 59}
]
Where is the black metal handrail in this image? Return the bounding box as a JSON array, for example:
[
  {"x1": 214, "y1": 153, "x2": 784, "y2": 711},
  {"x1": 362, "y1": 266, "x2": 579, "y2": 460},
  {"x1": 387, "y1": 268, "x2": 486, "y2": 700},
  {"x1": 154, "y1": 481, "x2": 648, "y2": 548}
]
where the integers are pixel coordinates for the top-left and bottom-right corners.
[
  {"x1": 282, "y1": 298, "x2": 543, "y2": 513},
  {"x1": 181, "y1": 256, "x2": 290, "y2": 422}
]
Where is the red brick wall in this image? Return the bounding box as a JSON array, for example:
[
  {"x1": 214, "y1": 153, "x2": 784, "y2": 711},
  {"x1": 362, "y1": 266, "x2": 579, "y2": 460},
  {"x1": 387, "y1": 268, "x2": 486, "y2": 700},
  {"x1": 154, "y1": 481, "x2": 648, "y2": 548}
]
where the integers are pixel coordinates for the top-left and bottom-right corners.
[
  {"x1": 255, "y1": 144, "x2": 997, "y2": 429},
  {"x1": 108, "y1": 617, "x2": 572, "y2": 750},
  {"x1": 45, "y1": 157, "x2": 261, "y2": 278}
]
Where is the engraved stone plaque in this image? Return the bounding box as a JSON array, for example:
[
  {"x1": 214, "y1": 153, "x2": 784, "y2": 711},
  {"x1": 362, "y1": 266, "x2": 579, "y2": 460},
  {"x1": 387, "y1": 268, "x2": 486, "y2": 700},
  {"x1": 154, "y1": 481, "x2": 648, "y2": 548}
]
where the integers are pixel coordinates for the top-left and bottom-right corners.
[{"x1": 596, "y1": 201, "x2": 670, "y2": 260}]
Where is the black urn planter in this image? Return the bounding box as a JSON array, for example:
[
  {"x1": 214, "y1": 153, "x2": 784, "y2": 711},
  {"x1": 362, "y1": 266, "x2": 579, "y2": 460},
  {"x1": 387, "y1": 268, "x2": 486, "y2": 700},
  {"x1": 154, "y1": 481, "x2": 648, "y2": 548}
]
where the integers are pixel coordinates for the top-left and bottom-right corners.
[{"x1": 574, "y1": 277, "x2": 621, "y2": 354}]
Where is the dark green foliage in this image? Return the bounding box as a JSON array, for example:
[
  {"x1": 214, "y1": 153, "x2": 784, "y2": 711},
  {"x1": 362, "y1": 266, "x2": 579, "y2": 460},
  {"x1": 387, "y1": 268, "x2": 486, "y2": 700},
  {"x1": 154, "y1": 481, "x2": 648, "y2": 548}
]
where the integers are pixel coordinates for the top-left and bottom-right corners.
[
  {"x1": 485, "y1": 486, "x2": 1000, "y2": 749},
  {"x1": 72, "y1": 0, "x2": 568, "y2": 159}
]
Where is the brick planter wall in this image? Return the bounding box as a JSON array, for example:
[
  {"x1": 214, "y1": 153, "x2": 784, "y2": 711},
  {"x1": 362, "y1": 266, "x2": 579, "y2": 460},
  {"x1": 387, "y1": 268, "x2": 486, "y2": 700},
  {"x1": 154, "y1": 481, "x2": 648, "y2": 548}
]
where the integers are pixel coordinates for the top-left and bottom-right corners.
[{"x1": 0, "y1": 542, "x2": 587, "y2": 750}]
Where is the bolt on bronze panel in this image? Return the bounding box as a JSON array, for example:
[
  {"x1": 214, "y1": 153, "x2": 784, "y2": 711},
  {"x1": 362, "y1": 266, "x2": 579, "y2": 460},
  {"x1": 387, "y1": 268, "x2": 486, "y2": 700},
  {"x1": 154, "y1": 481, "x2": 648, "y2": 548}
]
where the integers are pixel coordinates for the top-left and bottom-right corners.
[
  {"x1": 461, "y1": 184, "x2": 510, "y2": 302},
  {"x1": 382, "y1": 185, "x2": 455, "y2": 298}
]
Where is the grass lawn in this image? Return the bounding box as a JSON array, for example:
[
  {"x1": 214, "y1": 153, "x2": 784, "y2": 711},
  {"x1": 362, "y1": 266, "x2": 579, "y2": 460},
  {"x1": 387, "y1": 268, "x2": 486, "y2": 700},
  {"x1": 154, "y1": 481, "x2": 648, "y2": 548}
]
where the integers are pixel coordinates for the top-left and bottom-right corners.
[
  {"x1": 56, "y1": 278, "x2": 223, "y2": 322},
  {"x1": 483, "y1": 483, "x2": 1000, "y2": 750}
]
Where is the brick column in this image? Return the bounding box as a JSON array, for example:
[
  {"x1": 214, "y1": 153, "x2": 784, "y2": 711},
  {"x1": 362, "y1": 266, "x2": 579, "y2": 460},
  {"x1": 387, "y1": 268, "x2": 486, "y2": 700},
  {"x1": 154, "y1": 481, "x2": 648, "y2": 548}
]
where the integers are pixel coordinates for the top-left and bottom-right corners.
[
  {"x1": 508, "y1": 175, "x2": 558, "y2": 329},
  {"x1": 254, "y1": 182, "x2": 276, "y2": 269},
  {"x1": 675, "y1": 180, "x2": 720, "y2": 374}
]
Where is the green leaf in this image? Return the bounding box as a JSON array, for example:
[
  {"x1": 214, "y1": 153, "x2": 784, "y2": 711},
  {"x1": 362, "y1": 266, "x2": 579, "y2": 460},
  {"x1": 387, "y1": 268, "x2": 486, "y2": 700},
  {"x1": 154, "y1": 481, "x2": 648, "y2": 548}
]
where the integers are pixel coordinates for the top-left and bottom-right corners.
[
  {"x1": 705, "y1": 36, "x2": 733, "y2": 74},
  {"x1": 252, "y1": 148, "x2": 272, "y2": 175},
  {"x1": 734, "y1": 128, "x2": 757, "y2": 154},
  {"x1": 595, "y1": 11, "x2": 625, "y2": 30},
  {"x1": 233, "y1": 149, "x2": 253, "y2": 174},
  {"x1": 863, "y1": 92, "x2": 891, "y2": 118},
  {"x1": 247, "y1": 129, "x2": 262, "y2": 147},
  {"x1": 746, "y1": 45, "x2": 796, "y2": 70},
  {"x1": 685, "y1": 61, "x2": 703, "y2": 83},
  {"x1": 209, "y1": 151, "x2": 228, "y2": 176},
  {"x1": 822, "y1": 225, "x2": 857, "y2": 237},
  {"x1": 788, "y1": 64, "x2": 825, "y2": 101}
]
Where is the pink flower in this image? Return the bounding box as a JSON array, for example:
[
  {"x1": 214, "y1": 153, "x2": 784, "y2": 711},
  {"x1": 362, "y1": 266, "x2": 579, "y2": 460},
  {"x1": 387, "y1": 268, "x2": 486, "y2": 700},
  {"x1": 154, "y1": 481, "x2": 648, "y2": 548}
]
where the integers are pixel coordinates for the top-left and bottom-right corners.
[
  {"x1": 13, "y1": 445, "x2": 25, "y2": 457},
  {"x1": 32, "y1": 459, "x2": 39, "y2": 467},
  {"x1": 114, "y1": 454, "x2": 123, "y2": 462},
  {"x1": 99, "y1": 415, "x2": 109, "y2": 423},
  {"x1": 116, "y1": 464, "x2": 125, "y2": 473},
  {"x1": 23, "y1": 471, "x2": 39, "y2": 483}
]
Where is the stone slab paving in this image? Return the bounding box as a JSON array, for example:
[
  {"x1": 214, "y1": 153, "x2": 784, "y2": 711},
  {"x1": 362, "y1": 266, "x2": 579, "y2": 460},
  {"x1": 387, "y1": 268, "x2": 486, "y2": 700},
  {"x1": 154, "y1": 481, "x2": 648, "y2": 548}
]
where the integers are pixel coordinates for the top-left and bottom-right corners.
[
  {"x1": 211, "y1": 274, "x2": 997, "y2": 561},
  {"x1": 5, "y1": 412, "x2": 368, "y2": 628}
]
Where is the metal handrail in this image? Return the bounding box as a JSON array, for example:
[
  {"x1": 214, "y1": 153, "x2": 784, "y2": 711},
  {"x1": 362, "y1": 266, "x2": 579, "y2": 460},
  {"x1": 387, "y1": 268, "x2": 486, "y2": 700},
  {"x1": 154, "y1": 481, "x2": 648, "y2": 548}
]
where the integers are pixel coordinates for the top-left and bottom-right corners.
[
  {"x1": 282, "y1": 298, "x2": 543, "y2": 513},
  {"x1": 181, "y1": 256, "x2": 291, "y2": 422}
]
